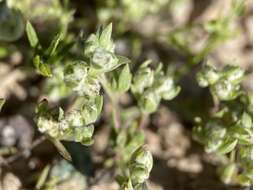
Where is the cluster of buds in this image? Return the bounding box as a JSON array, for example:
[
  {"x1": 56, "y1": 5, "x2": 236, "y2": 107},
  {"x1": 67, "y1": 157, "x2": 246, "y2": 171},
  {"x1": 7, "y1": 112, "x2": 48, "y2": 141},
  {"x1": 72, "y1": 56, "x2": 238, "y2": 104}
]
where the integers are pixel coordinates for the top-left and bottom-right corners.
[
  {"x1": 64, "y1": 24, "x2": 129, "y2": 97},
  {"x1": 194, "y1": 119, "x2": 235, "y2": 155},
  {"x1": 118, "y1": 146, "x2": 153, "y2": 190},
  {"x1": 64, "y1": 61, "x2": 101, "y2": 97},
  {"x1": 194, "y1": 110, "x2": 253, "y2": 185},
  {"x1": 131, "y1": 60, "x2": 180, "y2": 113},
  {"x1": 34, "y1": 23, "x2": 130, "y2": 148},
  {"x1": 196, "y1": 62, "x2": 245, "y2": 101},
  {"x1": 84, "y1": 23, "x2": 120, "y2": 72},
  {"x1": 194, "y1": 62, "x2": 253, "y2": 186},
  {"x1": 194, "y1": 110, "x2": 253, "y2": 154},
  {"x1": 35, "y1": 99, "x2": 101, "y2": 145}
]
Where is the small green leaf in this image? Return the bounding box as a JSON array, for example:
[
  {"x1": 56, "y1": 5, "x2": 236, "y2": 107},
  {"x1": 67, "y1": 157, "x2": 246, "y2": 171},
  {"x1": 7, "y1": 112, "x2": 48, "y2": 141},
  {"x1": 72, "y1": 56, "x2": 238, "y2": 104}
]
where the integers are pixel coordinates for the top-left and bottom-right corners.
[
  {"x1": 46, "y1": 33, "x2": 62, "y2": 57},
  {"x1": 219, "y1": 163, "x2": 237, "y2": 184},
  {"x1": 162, "y1": 86, "x2": 181, "y2": 100},
  {"x1": 58, "y1": 107, "x2": 65, "y2": 121},
  {"x1": 35, "y1": 164, "x2": 50, "y2": 189},
  {"x1": 130, "y1": 164, "x2": 149, "y2": 184},
  {"x1": 231, "y1": 126, "x2": 253, "y2": 145},
  {"x1": 33, "y1": 55, "x2": 52, "y2": 77},
  {"x1": 26, "y1": 21, "x2": 39, "y2": 48},
  {"x1": 99, "y1": 23, "x2": 112, "y2": 47},
  {"x1": 0, "y1": 99, "x2": 5, "y2": 112},
  {"x1": 242, "y1": 112, "x2": 252, "y2": 128},
  {"x1": 117, "y1": 55, "x2": 131, "y2": 65},
  {"x1": 95, "y1": 95, "x2": 103, "y2": 116},
  {"x1": 39, "y1": 63, "x2": 52, "y2": 77},
  {"x1": 48, "y1": 137, "x2": 72, "y2": 161},
  {"x1": 217, "y1": 138, "x2": 238, "y2": 155},
  {"x1": 118, "y1": 64, "x2": 132, "y2": 93}
]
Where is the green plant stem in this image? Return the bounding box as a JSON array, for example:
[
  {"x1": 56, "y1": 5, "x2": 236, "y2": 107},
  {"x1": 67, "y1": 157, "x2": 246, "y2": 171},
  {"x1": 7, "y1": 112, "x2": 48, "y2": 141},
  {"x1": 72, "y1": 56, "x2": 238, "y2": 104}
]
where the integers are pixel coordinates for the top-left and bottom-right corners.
[
  {"x1": 230, "y1": 150, "x2": 236, "y2": 163},
  {"x1": 100, "y1": 75, "x2": 121, "y2": 129},
  {"x1": 35, "y1": 164, "x2": 51, "y2": 190}
]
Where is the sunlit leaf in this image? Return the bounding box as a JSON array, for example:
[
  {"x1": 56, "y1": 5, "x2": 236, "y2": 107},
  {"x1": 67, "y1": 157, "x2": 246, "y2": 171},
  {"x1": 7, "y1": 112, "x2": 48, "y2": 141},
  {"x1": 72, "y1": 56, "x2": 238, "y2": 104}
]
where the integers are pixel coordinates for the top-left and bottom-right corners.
[
  {"x1": 26, "y1": 21, "x2": 39, "y2": 48},
  {"x1": 48, "y1": 137, "x2": 72, "y2": 161}
]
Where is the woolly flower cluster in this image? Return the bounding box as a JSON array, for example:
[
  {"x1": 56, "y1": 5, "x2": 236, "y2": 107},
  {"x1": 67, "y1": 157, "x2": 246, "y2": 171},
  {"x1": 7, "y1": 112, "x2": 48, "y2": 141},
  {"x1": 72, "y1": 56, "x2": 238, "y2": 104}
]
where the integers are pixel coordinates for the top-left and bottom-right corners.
[{"x1": 131, "y1": 60, "x2": 180, "y2": 113}]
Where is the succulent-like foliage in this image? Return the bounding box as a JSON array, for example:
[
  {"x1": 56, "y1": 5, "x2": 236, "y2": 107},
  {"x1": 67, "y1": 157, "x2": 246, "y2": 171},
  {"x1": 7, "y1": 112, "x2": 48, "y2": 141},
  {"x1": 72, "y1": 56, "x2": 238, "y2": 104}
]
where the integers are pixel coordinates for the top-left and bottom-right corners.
[
  {"x1": 196, "y1": 62, "x2": 245, "y2": 101},
  {"x1": 194, "y1": 61, "x2": 253, "y2": 186},
  {"x1": 36, "y1": 100, "x2": 95, "y2": 146},
  {"x1": 132, "y1": 60, "x2": 180, "y2": 113},
  {"x1": 31, "y1": 23, "x2": 159, "y2": 188},
  {"x1": 117, "y1": 146, "x2": 153, "y2": 190}
]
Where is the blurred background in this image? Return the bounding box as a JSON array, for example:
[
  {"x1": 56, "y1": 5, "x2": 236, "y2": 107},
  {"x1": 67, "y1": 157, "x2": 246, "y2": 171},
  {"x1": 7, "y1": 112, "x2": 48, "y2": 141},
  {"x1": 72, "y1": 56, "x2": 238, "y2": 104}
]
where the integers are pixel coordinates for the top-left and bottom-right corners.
[{"x1": 0, "y1": 0, "x2": 253, "y2": 189}]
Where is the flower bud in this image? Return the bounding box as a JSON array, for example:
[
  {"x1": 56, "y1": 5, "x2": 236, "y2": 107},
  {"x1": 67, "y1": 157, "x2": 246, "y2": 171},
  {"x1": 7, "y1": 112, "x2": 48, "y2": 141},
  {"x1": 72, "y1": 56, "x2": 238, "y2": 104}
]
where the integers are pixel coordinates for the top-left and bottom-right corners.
[
  {"x1": 64, "y1": 61, "x2": 88, "y2": 88},
  {"x1": 139, "y1": 91, "x2": 160, "y2": 113},
  {"x1": 196, "y1": 63, "x2": 220, "y2": 87},
  {"x1": 37, "y1": 115, "x2": 60, "y2": 138},
  {"x1": 130, "y1": 147, "x2": 153, "y2": 173},
  {"x1": 84, "y1": 34, "x2": 100, "y2": 58},
  {"x1": 131, "y1": 63, "x2": 154, "y2": 94},
  {"x1": 130, "y1": 164, "x2": 149, "y2": 184},
  {"x1": 161, "y1": 85, "x2": 181, "y2": 100},
  {"x1": 73, "y1": 124, "x2": 94, "y2": 145},
  {"x1": 206, "y1": 122, "x2": 227, "y2": 139},
  {"x1": 211, "y1": 79, "x2": 239, "y2": 100},
  {"x1": 91, "y1": 48, "x2": 118, "y2": 72},
  {"x1": 84, "y1": 23, "x2": 115, "y2": 58},
  {"x1": 80, "y1": 96, "x2": 103, "y2": 125},
  {"x1": 153, "y1": 75, "x2": 173, "y2": 94},
  {"x1": 223, "y1": 66, "x2": 245, "y2": 85},
  {"x1": 205, "y1": 122, "x2": 227, "y2": 153},
  {"x1": 36, "y1": 101, "x2": 61, "y2": 138},
  {"x1": 64, "y1": 110, "x2": 84, "y2": 128},
  {"x1": 64, "y1": 61, "x2": 101, "y2": 96}
]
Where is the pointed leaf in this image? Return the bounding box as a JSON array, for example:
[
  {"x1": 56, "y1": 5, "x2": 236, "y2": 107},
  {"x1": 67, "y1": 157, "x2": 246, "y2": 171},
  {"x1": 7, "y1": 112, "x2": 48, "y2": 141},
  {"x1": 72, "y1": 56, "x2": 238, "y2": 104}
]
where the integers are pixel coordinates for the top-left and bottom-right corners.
[
  {"x1": 26, "y1": 21, "x2": 39, "y2": 48},
  {"x1": 33, "y1": 55, "x2": 52, "y2": 77},
  {"x1": 46, "y1": 33, "x2": 62, "y2": 57},
  {"x1": 117, "y1": 55, "x2": 131, "y2": 65},
  {"x1": 35, "y1": 164, "x2": 50, "y2": 189},
  {"x1": 118, "y1": 64, "x2": 132, "y2": 93},
  {"x1": 95, "y1": 95, "x2": 103, "y2": 116},
  {"x1": 48, "y1": 137, "x2": 72, "y2": 161},
  {"x1": 242, "y1": 112, "x2": 252, "y2": 128},
  {"x1": 99, "y1": 23, "x2": 112, "y2": 46},
  {"x1": 219, "y1": 163, "x2": 237, "y2": 184},
  {"x1": 217, "y1": 138, "x2": 238, "y2": 155}
]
